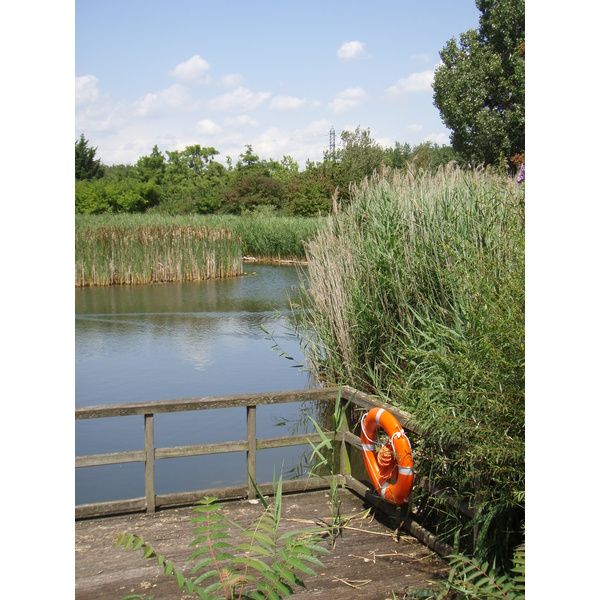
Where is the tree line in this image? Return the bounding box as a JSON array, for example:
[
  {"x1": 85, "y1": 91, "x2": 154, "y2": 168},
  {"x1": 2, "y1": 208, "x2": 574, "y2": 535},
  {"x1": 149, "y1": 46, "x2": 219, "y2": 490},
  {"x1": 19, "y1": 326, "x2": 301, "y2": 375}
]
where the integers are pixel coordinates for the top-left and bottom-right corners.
[
  {"x1": 76, "y1": 0, "x2": 524, "y2": 218},
  {"x1": 75, "y1": 130, "x2": 474, "y2": 216}
]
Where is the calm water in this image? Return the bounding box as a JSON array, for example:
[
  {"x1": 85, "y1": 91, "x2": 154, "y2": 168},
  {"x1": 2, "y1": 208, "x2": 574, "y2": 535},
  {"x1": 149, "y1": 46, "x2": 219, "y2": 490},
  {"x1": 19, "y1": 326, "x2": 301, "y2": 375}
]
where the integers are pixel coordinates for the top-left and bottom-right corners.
[{"x1": 75, "y1": 264, "x2": 320, "y2": 504}]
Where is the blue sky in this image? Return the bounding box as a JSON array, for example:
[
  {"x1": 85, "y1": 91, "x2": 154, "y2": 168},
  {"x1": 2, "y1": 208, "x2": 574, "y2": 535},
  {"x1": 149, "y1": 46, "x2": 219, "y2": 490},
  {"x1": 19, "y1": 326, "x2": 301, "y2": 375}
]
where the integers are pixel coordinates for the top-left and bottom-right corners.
[{"x1": 76, "y1": 0, "x2": 481, "y2": 167}]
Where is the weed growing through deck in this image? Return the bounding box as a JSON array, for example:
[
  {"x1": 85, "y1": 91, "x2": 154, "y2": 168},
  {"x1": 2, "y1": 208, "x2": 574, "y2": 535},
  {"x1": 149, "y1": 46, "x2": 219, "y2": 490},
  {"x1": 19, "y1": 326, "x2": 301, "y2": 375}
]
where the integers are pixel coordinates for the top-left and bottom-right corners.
[
  {"x1": 305, "y1": 388, "x2": 351, "y2": 549},
  {"x1": 114, "y1": 473, "x2": 329, "y2": 600}
]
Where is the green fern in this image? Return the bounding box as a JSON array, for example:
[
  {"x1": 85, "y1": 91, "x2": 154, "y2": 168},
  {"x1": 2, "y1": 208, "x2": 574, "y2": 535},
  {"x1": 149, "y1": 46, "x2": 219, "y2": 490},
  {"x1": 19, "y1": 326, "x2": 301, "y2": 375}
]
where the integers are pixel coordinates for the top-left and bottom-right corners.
[
  {"x1": 431, "y1": 543, "x2": 525, "y2": 600},
  {"x1": 114, "y1": 476, "x2": 329, "y2": 600}
]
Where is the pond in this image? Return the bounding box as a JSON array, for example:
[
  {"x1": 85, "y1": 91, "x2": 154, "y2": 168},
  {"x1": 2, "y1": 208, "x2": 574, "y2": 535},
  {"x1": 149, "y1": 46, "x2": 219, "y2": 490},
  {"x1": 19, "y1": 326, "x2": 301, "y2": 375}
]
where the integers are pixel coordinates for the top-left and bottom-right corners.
[{"x1": 75, "y1": 264, "x2": 321, "y2": 505}]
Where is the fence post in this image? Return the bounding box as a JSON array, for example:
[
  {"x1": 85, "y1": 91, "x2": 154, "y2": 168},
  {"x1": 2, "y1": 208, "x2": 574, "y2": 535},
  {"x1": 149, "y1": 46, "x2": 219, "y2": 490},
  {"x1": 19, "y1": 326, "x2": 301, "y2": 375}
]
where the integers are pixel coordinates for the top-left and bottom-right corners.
[
  {"x1": 145, "y1": 414, "x2": 155, "y2": 513},
  {"x1": 246, "y1": 405, "x2": 257, "y2": 499}
]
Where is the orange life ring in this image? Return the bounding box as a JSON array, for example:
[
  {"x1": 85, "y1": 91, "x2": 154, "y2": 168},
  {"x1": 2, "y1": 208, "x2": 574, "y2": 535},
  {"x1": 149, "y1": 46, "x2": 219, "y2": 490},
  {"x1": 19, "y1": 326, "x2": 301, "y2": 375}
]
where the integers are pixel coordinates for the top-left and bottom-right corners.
[{"x1": 361, "y1": 407, "x2": 414, "y2": 506}]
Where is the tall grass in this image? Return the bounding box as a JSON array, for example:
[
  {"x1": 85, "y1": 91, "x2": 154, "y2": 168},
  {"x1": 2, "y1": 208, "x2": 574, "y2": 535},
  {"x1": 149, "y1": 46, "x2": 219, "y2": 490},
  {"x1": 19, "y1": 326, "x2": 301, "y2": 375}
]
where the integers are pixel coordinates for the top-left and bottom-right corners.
[
  {"x1": 294, "y1": 163, "x2": 525, "y2": 570},
  {"x1": 196, "y1": 211, "x2": 323, "y2": 260},
  {"x1": 75, "y1": 214, "x2": 243, "y2": 286}
]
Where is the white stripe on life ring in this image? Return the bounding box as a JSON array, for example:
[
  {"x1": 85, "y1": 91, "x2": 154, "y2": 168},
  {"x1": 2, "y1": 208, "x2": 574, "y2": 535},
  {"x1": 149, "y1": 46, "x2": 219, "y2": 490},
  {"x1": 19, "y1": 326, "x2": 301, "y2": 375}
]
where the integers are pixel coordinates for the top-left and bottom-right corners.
[
  {"x1": 379, "y1": 482, "x2": 389, "y2": 499},
  {"x1": 362, "y1": 443, "x2": 375, "y2": 451},
  {"x1": 375, "y1": 408, "x2": 385, "y2": 425}
]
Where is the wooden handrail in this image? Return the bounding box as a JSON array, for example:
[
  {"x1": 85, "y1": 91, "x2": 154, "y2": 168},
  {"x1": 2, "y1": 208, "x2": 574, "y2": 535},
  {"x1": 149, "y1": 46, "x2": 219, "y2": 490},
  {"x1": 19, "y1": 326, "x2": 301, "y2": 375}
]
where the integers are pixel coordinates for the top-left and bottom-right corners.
[{"x1": 75, "y1": 386, "x2": 457, "y2": 522}]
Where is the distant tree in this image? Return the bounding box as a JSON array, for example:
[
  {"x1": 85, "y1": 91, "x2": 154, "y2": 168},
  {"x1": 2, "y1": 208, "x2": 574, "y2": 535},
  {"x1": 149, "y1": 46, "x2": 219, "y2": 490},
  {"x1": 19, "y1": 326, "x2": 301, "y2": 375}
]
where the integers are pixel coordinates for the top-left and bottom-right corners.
[
  {"x1": 75, "y1": 134, "x2": 104, "y2": 180},
  {"x1": 432, "y1": 0, "x2": 524, "y2": 165},
  {"x1": 136, "y1": 145, "x2": 166, "y2": 184}
]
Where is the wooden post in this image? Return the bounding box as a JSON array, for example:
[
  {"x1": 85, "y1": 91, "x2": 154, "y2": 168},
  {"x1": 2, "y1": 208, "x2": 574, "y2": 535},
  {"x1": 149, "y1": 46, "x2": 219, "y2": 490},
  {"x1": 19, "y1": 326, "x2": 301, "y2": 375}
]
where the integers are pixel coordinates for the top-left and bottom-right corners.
[
  {"x1": 338, "y1": 400, "x2": 352, "y2": 480},
  {"x1": 246, "y1": 405, "x2": 257, "y2": 499},
  {"x1": 144, "y1": 414, "x2": 155, "y2": 513}
]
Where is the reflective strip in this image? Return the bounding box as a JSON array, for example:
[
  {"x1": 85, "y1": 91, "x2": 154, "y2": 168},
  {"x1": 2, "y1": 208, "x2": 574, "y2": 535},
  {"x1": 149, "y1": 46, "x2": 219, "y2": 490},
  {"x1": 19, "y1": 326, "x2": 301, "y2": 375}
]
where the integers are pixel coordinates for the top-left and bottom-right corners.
[
  {"x1": 398, "y1": 467, "x2": 413, "y2": 476},
  {"x1": 375, "y1": 408, "x2": 385, "y2": 425},
  {"x1": 362, "y1": 443, "x2": 375, "y2": 452},
  {"x1": 379, "y1": 482, "x2": 389, "y2": 499}
]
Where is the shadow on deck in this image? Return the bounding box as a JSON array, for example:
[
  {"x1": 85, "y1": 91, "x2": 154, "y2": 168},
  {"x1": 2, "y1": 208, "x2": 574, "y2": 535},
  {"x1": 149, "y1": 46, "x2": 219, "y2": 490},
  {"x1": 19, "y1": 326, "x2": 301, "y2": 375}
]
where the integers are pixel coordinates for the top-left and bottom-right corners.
[{"x1": 75, "y1": 488, "x2": 449, "y2": 599}]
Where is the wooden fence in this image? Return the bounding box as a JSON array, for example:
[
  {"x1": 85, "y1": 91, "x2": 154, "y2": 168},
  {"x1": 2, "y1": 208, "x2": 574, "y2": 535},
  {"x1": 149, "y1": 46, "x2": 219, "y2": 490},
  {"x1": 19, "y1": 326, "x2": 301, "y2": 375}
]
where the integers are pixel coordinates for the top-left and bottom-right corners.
[{"x1": 76, "y1": 385, "x2": 476, "y2": 556}]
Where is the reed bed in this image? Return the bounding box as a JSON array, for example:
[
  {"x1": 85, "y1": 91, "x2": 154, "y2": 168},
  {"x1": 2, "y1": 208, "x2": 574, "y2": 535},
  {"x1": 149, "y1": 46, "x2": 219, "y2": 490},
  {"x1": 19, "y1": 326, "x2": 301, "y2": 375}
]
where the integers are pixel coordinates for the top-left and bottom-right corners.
[
  {"x1": 193, "y1": 213, "x2": 323, "y2": 260},
  {"x1": 75, "y1": 215, "x2": 243, "y2": 286},
  {"x1": 294, "y1": 163, "x2": 525, "y2": 569}
]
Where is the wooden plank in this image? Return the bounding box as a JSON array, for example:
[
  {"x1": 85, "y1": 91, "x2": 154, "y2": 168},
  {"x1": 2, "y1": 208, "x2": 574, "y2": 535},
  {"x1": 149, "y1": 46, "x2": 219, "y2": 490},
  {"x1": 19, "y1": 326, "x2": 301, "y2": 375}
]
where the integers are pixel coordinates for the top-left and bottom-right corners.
[
  {"x1": 341, "y1": 386, "x2": 425, "y2": 436},
  {"x1": 75, "y1": 387, "x2": 339, "y2": 419},
  {"x1": 76, "y1": 498, "x2": 147, "y2": 520},
  {"x1": 343, "y1": 474, "x2": 454, "y2": 557},
  {"x1": 155, "y1": 439, "x2": 248, "y2": 459},
  {"x1": 76, "y1": 477, "x2": 333, "y2": 519},
  {"x1": 75, "y1": 450, "x2": 145, "y2": 468},
  {"x1": 75, "y1": 488, "x2": 450, "y2": 600}
]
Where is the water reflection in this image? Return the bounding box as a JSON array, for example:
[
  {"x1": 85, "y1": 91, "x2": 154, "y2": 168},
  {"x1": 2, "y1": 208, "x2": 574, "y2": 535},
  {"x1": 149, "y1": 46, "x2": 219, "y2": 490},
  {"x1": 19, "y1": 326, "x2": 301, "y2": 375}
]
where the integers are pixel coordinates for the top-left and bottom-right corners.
[{"x1": 76, "y1": 264, "x2": 318, "y2": 504}]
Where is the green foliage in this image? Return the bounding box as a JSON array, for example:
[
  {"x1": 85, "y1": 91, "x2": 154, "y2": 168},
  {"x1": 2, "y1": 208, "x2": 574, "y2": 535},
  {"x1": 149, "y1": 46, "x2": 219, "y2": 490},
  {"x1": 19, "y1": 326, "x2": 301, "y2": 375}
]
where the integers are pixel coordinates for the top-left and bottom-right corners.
[
  {"x1": 115, "y1": 479, "x2": 329, "y2": 600},
  {"x1": 432, "y1": 0, "x2": 524, "y2": 165},
  {"x1": 294, "y1": 165, "x2": 524, "y2": 569},
  {"x1": 74, "y1": 133, "x2": 465, "y2": 217},
  {"x1": 305, "y1": 389, "x2": 350, "y2": 547},
  {"x1": 75, "y1": 133, "x2": 105, "y2": 181},
  {"x1": 430, "y1": 543, "x2": 525, "y2": 599}
]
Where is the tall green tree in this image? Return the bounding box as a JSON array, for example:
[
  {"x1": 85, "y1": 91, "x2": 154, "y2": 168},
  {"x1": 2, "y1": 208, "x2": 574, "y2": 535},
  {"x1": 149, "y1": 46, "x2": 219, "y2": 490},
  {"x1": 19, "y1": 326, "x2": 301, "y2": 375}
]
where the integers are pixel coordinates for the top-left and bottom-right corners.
[
  {"x1": 75, "y1": 133, "x2": 104, "y2": 180},
  {"x1": 432, "y1": 0, "x2": 524, "y2": 165}
]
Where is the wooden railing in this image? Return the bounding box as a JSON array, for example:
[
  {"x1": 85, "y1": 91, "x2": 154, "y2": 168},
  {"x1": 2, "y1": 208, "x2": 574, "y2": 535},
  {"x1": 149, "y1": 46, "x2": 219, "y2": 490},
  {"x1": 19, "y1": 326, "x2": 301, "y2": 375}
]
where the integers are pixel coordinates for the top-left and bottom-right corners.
[{"x1": 75, "y1": 385, "x2": 473, "y2": 556}]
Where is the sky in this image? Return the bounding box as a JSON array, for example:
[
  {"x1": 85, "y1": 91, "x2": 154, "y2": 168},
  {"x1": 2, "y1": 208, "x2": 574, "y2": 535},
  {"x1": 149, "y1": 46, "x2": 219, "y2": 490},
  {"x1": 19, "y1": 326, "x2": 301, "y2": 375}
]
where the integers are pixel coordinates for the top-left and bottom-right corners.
[{"x1": 75, "y1": 0, "x2": 482, "y2": 167}]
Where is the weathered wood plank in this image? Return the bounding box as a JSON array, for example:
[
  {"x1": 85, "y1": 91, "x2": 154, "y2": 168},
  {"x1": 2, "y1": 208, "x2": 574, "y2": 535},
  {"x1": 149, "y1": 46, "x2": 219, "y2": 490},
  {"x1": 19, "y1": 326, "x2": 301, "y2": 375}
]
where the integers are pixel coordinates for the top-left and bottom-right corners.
[
  {"x1": 76, "y1": 387, "x2": 340, "y2": 419},
  {"x1": 340, "y1": 385, "x2": 426, "y2": 436},
  {"x1": 75, "y1": 488, "x2": 449, "y2": 600}
]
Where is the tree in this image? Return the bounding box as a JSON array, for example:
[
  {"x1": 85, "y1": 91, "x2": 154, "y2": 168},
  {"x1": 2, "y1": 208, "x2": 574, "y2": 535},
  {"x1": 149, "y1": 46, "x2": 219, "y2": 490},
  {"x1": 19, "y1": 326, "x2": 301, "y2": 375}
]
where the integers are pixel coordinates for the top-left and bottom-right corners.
[
  {"x1": 432, "y1": 0, "x2": 524, "y2": 166},
  {"x1": 75, "y1": 134, "x2": 104, "y2": 180}
]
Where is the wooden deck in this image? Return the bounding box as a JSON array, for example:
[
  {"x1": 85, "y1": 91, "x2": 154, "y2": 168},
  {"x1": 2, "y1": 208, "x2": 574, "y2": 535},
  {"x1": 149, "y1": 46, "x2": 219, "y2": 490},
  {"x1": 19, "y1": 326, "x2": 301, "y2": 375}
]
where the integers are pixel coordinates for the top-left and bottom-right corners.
[{"x1": 75, "y1": 488, "x2": 450, "y2": 599}]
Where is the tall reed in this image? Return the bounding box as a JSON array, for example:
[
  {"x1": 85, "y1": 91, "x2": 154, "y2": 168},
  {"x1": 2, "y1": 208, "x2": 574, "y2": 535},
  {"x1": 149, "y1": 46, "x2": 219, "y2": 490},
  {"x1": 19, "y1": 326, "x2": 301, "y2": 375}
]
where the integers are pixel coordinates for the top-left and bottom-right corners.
[
  {"x1": 294, "y1": 163, "x2": 525, "y2": 569},
  {"x1": 75, "y1": 214, "x2": 243, "y2": 286}
]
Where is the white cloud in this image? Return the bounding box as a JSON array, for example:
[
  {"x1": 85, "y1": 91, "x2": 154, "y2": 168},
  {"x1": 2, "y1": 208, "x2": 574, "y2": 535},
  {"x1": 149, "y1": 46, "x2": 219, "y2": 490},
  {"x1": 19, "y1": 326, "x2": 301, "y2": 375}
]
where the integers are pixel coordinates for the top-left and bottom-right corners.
[
  {"x1": 224, "y1": 115, "x2": 259, "y2": 128},
  {"x1": 197, "y1": 119, "x2": 222, "y2": 134},
  {"x1": 337, "y1": 41, "x2": 365, "y2": 61},
  {"x1": 75, "y1": 75, "x2": 100, "y2": 105},
  {"x1": 136, "y1": 84, "x2": 194, "y2": 117},
  {"x1": 269, "y1": 95, "x2": 307, "y2": 110},
  {"x1": 210, "y1": 86, "x2": 271, "y2": 112},
  {"x1": 407, "y1": 123, "x2": 424, "y2": 133},
  {"x1": 386, "y1": 70, "x2": 435, "y2": 97},
  {"x1": 221, "y1": 73, "x2": 245, "y2": 88},
  {"x1": 169, "y1": 55, "x2": 211, "y2": 84},
  {"x1": 424, "y1": 132, "x2": 450, "y2": 146},
  {"x1": 328, "y1": 87, "x2": 367, "y2": 113}
]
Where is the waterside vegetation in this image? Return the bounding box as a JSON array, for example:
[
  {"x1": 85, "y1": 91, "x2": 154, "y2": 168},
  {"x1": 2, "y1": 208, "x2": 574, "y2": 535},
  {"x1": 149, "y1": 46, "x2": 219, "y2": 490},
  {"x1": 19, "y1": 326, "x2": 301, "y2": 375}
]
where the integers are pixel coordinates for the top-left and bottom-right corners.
[{"x1": 294, "y1": 163, "x2": 525, "y2": 572}]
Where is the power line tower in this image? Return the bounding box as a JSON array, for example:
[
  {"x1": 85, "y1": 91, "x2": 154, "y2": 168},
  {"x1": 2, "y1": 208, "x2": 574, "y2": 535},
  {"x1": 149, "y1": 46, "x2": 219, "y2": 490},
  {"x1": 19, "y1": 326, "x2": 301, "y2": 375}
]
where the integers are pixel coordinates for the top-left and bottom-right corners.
[{"x1": 329, "y1": 127, "x2": 335, "y2": 154}]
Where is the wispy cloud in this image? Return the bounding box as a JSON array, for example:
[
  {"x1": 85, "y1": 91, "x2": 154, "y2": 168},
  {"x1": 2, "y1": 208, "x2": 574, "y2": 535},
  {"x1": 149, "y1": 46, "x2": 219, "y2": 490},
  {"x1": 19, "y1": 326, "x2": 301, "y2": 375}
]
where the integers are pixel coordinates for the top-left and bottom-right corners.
[
  {"x1": 386, "y1": 70, "x2": 435, "y2": 97},
  {"x1": 75, "y1": 75, "x2": 100, "y2": 105},
  {"x1": 196, "y1": 119, "x2": 222, "y2": 134},
  {"x1": 220, "y1": 73, "x2": 245, "y2": 88},
  {"x1": 269, "y1": 95, "x2": 307, "y2": 110},
  {"x1": 136, "y1": 84, "x2": 194, "y2": 117},
  {"x1": 210, "y1": 86, "x2": 271, "y2": 112},
  {"x1": 169, "y1": 55, "x2": 211, "y2": 84},
  {"x1": 328, "y1": 87, "x2": 367, "y2": 113},
  {"x1": 337, "y1": 41, "x2": 366, "y2": 61}
]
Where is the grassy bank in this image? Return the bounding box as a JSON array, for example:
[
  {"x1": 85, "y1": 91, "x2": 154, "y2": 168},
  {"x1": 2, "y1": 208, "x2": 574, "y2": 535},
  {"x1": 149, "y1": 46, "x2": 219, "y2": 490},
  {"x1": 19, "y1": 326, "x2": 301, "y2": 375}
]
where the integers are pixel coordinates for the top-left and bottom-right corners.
[
  {"x1": 75, "y1": 213, "x2": 323, "y2": 286},
  {"x1": 294, "y1": 164, "x2": 525, "y2": 570}
]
